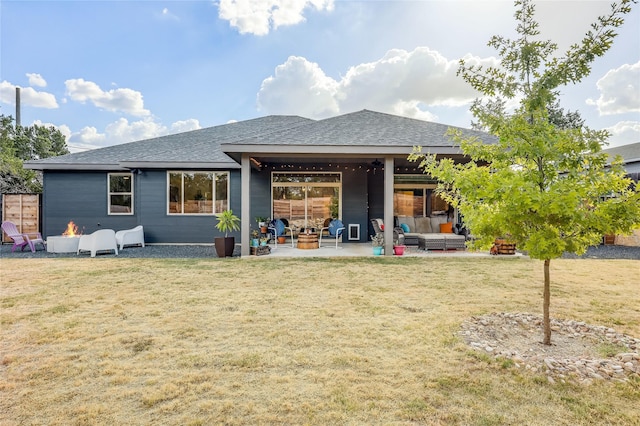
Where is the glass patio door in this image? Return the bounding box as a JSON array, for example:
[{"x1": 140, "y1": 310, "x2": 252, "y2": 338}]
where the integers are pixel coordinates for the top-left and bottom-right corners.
[{"x1": 272, "y1": 173, "x2": 341, "y2": 230}]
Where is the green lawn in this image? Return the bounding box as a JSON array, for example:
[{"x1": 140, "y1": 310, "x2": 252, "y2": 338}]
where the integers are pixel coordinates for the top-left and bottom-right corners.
[{"x1": 1, "y1": 256, "x2": 638, "y2": 425}]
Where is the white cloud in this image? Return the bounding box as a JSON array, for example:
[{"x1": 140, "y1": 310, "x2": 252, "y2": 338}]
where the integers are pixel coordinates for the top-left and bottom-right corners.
[
  {"x1": 587, "y1": 61, "x2": 640, "y2": 116},
  {"x1": 77, "y1": 126, "x2": 107, "y2": 143},
  {"x1": 257, "y1": 47, "x2": 492, "y2": 121},
  {"x1": 26, "y1": 73, "x2": 47, "y2": 87},
  {"x1": 104, "y1": 118, "x2": 166, "y2": 143},
  {"x1": 69, "y1": 117, "x2": 202, "y2": 150},
  {"x1": 218, "y1": 0, "x2": 334, "y2": 36},
  {"x1": 257, "y1": 56, "x2": 339, "y2": 118},
  {"x1": 160, "y1": 7, "x2": 179, "y2": 21},
  {"x1": 31, "y1": 120, "x2": 71, "y2": 140},
  {"x1": 606, "y1": 121, "x2": 640, "y2": 148},
  {"x1": 65, "y1": 78, "x2": 150, "y2": 117},
  {"x1": 171, "y1": 119, "x2": 201, "y2": 133},
  {"x1": 0, "y1": 80, "x2": 58, "y2": 109}
]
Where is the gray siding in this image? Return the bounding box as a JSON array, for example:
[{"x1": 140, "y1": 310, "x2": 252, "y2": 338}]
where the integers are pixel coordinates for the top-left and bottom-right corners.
[
  {"x1": 367, "y1": 172, "x2": 385, "y2": 238},
  {"x1": 42, "y1": 169, "x2": 242, "y2": 244},
  {"x1": 42, "y1": 165, "x2": 379, "y2": 244},
  {"x1": 250, "y1": 168, "x2": 272, "y2": 228},
  {"x1": 342, "y1": 167, "x2": 369, "y2": 243},
  {"x1": 42, "y1": 171, "x2": 138, "y2": 238}
]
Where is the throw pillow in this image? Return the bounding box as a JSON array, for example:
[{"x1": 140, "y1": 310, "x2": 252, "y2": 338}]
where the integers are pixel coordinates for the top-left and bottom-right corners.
[
  {"x1": 329, "y1": 219, "x2": 344, "y2": 236},
  {"x1": 440, "y1": 222, "x2": 453, "y2": 233},
  {"x1": 415, "y1": 216, "x2": 432, "y2": 233},
  {"x1": 400, "y1": 223, "x2": 410, "y2": 233},
  {"x1": 271, "y1": 219, "x2": 285, "y2": 236}
]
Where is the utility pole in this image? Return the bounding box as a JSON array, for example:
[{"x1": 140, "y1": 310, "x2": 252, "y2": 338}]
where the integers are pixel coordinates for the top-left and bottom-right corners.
[{"x1": 15, "y1": 87, "x2": 21, "y2": 126}]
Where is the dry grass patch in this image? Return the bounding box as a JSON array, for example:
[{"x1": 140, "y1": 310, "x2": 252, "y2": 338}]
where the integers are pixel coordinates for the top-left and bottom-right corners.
[{"x1": 0, "y1": 256, "x2": 638, "y2": 425}]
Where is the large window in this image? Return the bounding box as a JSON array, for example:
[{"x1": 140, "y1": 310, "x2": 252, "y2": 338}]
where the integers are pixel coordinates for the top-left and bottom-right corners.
[
  {"x1": 168, "y1": 171, "x2": 228, "y2": 215},
  {"x1": 108, "y1": 173, "x2": 133, "y2": 214},
  {"x1": 272, "y1": 172, "x2": 341, "y2": 229},
  {"x1": 394, "y1": 175, "x2": 448, "y2": 217}
]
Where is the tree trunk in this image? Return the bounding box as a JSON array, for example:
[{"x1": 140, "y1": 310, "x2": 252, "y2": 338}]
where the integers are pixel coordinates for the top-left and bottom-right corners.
[{"x1": 543, "y1": 259, "x2": 551, "y2": 345}]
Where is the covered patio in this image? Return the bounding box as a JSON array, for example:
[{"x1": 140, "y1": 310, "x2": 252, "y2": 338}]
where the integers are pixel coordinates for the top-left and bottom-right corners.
[{"x1": 221, "y1": 110, "x2": 492, "y2": 257}]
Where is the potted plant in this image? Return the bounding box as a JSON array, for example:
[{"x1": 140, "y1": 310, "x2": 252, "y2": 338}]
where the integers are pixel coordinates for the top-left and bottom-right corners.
[
  {"x1": 256, "y1": 216, "x2": 268, "y2": 233},
  {"x1": 371, "y1": 233, "x2": 384, "y2": 256},
  {"x1": 260, "y1": 236, "x2": 270, "y2": 246},
  {"x1": 393, "y1": 240, "x2": 406, "y2": 256},
  {"x1": 215, "y1": 209, "x2": 240, "y2": 258},
  {"x1": 250, "y1": 229, "x2": 260, "y2": 247}
]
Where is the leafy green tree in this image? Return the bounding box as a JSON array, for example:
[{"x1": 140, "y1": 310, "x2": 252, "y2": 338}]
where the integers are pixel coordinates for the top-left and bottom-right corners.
[
  {"x1": 0, "y1": 114, "x2": 69, "y2": 193},
  {"x1": 410, "y1": 0, "x2": 640, "y2": 345}
]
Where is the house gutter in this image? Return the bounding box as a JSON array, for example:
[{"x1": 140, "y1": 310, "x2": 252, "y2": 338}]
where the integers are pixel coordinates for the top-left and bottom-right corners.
[{"x1": 24, "y1": 161, "x2": 241, "y2": 171}]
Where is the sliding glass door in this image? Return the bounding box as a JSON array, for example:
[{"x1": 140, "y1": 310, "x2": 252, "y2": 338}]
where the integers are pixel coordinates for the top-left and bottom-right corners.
[{"x1": 272, "y1": 173, "x2": 341, "y2": 230}]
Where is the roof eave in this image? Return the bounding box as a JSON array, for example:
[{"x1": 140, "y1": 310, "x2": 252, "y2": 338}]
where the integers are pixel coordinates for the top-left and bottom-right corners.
[
  {"x1": 24, "y1": 161, "x2": 241, "y2": 171},
  {"x1": 23, "y1": 162, "x2": 125, "y2": 171},
  {"x1": 222, "y1": 144, "x2": 461, "y2": 161},
  {"x1": 118, "y1": 161, "x2": 241, "y2": 170}
]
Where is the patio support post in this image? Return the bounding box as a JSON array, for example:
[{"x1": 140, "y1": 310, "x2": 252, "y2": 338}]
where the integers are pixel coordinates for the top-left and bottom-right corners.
[
  {"x1": 240, "y1": 153, "x2": 250, "y2": 256},
  {"x1": 384, "y1": 155, "x2": 394, "y2": 256}
]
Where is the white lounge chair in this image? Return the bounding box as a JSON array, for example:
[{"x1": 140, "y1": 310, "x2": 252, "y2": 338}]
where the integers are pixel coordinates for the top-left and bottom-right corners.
[
  {"x1": 77, "y1": 229, "x2": 118, "y2": 257},
  {"x1": 115, "y1": 225, "x2": 145, "y2": 250}
]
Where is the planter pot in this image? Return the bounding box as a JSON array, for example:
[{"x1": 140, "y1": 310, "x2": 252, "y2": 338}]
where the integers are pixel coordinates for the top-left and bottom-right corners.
[
  {"x1": 393, "y1": 245, "x2": 406, "y2": 255},
  {"x1": 214, "y1": 236, "x2": 235, "y2": 258},
  {"x1": 277, "y1": 236, "x2": 286, "y2": 244},
  {"x1": 260, "y1": 241, "x2": 268, "y2": 246},
  {"x1": 372, "y1": 246, "x2": 383, "y2": 256},
  {"x1": 251, "y1": 238, "x2": 259, "y2": 247},
  {"x1": 260, "y1": 226, "x2": 268, "y2": 233}
]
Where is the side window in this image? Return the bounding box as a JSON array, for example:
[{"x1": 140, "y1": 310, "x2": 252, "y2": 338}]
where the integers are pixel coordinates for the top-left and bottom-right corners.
[
  {"x1": 108, "y1": 173, "x2": 133, "y2": 214},
  {"x1": 168, "y1": 171, "x2": 229, "y2": 215}
]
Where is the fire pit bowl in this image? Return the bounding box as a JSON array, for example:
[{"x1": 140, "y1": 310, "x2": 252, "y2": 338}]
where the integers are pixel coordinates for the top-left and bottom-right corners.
[
  {"x1": 47, "y1": 236, "x2": 81, "y2": 253},
  {"x1": 47, "y1": 221, "x2": 83, "y2": 253}
]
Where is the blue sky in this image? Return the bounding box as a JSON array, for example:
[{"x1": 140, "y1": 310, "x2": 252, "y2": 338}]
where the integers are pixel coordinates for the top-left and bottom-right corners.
[{"x1": 1, "y1": 0, "x2": 638, "y2": 152}]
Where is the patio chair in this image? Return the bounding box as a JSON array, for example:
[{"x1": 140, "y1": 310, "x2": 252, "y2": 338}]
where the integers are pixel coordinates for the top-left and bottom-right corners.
[
  {"x1": 268, "y1": 219, "x2": 294, "y2": 248},
  {"x1": 77, "y1": 229, "x2": 118, "y2": 257},
  {"x1": 370, "y1": 218, "x2": 405, "y2": 246},
  {"x1": 1, "y1": 221, "x2": 46, "y2": 252},
  {"x1": 115, "y1": 225, "x2": 145, "y2": 250},
  {"x1": 319, "y1": 219, "x2": 345, "y2": 249}
]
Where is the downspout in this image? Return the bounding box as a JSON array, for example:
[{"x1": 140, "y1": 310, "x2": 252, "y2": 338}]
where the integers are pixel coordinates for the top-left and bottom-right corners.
[
  {"x1": 240, "y1": 153, "x2": 250, "y2": 256},
  {"x1": 384, "y1": 155, "x2": 394, "y2": 256}
]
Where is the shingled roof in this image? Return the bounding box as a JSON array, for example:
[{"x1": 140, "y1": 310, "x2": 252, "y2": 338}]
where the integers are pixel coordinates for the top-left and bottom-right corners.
[
  {"x1": 25, "y1": 110, "x2": 495, "y2": 170},
  {"x1": 602, "y1": 142, "x2": 640, "y2": 175},
  {"x1": 222, "y1": 110, "x2": 495, "y2": 159},
  {"x1": 25, "y1": 115, "x2": 313, "y2": 170}
]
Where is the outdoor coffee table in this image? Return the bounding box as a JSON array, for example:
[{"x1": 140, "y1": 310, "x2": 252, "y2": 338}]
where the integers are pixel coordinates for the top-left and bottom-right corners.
[{"x1": 297, "y1": 232, "x2": 319, "y2": 249}]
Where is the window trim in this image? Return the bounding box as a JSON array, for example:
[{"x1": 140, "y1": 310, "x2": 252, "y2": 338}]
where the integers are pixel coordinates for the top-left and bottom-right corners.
[
  {"x1": 394, "y1": 180, "x2": 440, "y2": 217},
  {"x1": 108, "y1": 173, "x2": 134, "y2": 215},
  {"x1": 167, "y1": 171, "x2": 230, "y2": 216},
  {"x1": 271, "y1": 172, "x2": 343, "y2": 227}
]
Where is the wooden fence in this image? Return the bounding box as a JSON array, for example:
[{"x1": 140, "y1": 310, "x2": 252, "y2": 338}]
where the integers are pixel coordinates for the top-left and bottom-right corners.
[{"x1": 2, "y1": 194, "x2": 41, "y2": 243}]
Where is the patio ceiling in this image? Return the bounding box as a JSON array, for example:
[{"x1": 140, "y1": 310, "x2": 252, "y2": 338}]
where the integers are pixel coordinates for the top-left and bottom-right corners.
[{"x1": 247, "y1": 152, "x2": 469, "y2": 170}]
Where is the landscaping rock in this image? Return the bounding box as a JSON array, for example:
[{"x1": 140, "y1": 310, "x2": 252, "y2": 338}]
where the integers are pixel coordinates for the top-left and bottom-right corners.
[{"x1": 459, "y1": 312, "x2": 640, "y2": 384}]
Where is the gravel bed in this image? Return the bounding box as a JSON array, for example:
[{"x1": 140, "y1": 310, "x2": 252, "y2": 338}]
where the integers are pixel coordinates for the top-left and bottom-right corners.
[
  {"x1": 0, "y1": 243, "x2": 230, "y2": 259},
  {"x1": 560, "y1": 244, "x2": 640, "y2": 260},
  {"x1": 1, "y1": 243, "x2": 638, "y2": 259}
]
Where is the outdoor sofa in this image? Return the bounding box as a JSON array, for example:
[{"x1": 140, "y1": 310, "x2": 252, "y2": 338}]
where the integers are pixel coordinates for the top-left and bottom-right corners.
[{"x1": 396, "y1": 215, "x2": 467, "y2": 250}]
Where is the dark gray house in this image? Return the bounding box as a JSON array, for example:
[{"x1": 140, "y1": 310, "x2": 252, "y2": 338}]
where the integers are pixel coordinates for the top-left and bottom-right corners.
[
  {"x1": 25, "y1": 109, "x2": 494, "y2": 255},
  {"x1": 603, "y1": 142, "x2": 640, "y2": 181}
]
